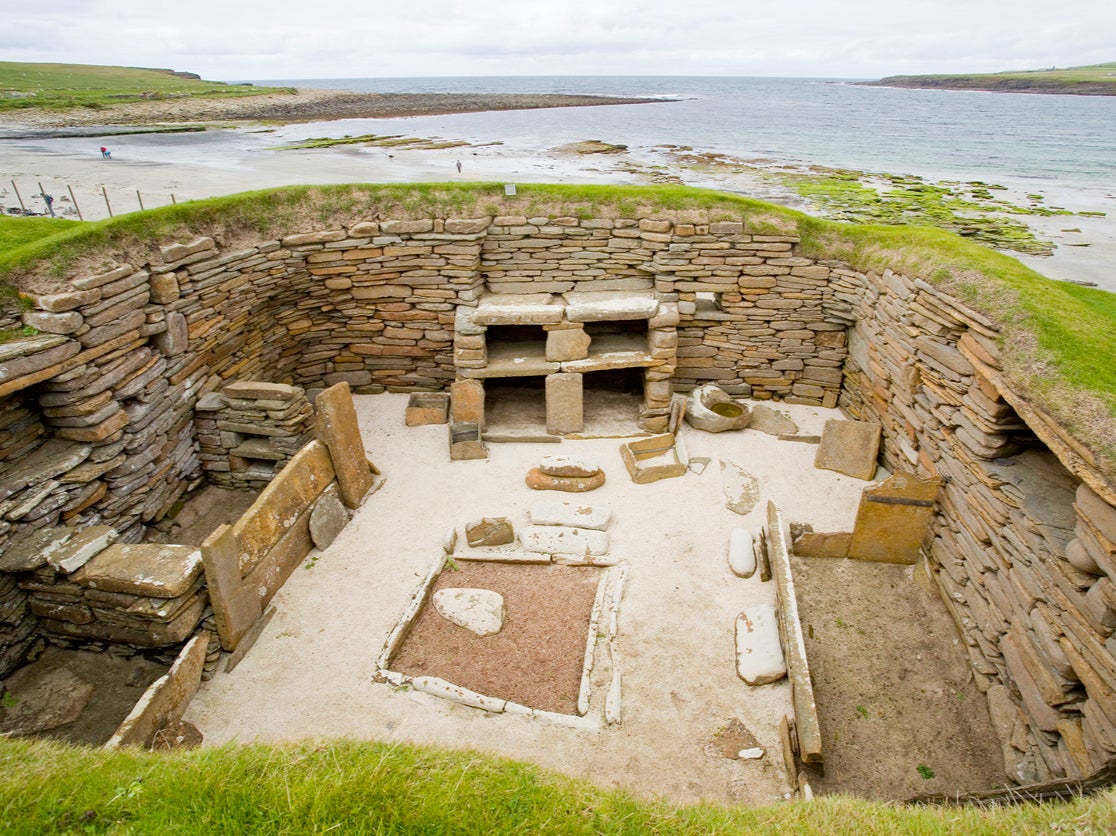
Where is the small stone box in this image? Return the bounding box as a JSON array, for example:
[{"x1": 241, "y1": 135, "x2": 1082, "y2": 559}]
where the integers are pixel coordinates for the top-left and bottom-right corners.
[
  {"x1": 405, "y1": 393, "x2": 450, "y2": 427},
  {"x1": 449, "y1": 422, "x2": 487, "y2": 461},
  {"x1": 620, "y1": 433, "x2": 688, "y2": 484}
]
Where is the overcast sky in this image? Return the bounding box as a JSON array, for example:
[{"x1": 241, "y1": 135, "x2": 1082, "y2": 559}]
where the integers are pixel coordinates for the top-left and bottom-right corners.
[{"x1": 3, "y1": 0, "x2": 1114, "y2": 81}]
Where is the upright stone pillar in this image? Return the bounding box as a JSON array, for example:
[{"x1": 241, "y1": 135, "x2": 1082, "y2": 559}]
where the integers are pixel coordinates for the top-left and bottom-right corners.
[{"x1": 546, "y1": 373, "x2": 583, "y2": 435}]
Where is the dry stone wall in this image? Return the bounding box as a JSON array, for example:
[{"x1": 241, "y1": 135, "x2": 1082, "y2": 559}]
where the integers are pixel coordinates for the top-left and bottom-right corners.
[
  {"x1": 840, "y1": 267, "x2": 1116, "y2": 784},
  {"x1": 0, "y1": 209, "x2": 1115, "y2": 791}
]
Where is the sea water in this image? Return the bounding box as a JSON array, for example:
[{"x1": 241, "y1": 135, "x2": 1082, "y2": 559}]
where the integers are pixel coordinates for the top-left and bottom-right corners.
[{"x1": 249, "y1": 75, "x2": 1116, "y2": 191}]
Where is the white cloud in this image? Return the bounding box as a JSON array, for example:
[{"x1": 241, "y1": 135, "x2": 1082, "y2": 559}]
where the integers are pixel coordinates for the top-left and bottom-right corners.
[{"x1": 2, "y1": 0, "x2": 1113, "y2": 79}]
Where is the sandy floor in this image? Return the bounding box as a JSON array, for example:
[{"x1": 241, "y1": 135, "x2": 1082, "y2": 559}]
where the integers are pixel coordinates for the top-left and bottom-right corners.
[{"x1": 182, "y1": 393, "x2": 1001, "y2": 805}]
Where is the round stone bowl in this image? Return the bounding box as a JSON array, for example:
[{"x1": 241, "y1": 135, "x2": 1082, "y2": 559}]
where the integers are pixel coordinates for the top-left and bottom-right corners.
[{"x1": 685, "y1": 384, "x2": 752, "y2": 433}]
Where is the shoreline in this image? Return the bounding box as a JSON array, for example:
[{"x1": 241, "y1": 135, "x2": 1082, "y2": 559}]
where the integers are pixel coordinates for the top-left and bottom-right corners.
[
  {"x1": 1, "y1": 90, "x2": 1113, "y2": 293},
  {"x1": 0, "y1": 87, "x2": 666, "y2": 133}
]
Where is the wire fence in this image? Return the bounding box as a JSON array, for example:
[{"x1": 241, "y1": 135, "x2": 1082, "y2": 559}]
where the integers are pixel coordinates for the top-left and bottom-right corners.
[{"x1": 2, "y1": 178, "x2": 180, "y2": 222}]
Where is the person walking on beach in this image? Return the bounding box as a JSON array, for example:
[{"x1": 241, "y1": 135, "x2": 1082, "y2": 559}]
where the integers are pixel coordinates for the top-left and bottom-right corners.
[
  {"x1": 100, "y1": 146, "x2": 110, "y2": 159},
  {"x1": 456, "y1": 160, "x2": 462, "y2": 174}
]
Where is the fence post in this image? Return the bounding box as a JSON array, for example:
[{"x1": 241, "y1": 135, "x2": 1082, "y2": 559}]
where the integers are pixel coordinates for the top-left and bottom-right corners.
[
  {"x1": 10, "y1": 180, "x2": 26, "y2": 214},
  {"x1": 67, "y1": 185, "x2": 83, "y2": 221},
  {"x1": 102, "y1": 186, "x2": 113, "y2": 218},
  {"x1": 37, "y1": 181, "x2": 55, "y2": 217},
  {"x1": 136, "y1": 190, "x2": 144, "y2": 211}
]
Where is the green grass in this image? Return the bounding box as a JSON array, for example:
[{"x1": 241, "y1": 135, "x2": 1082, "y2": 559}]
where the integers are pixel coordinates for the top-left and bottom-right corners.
[
  {"x1": 0, "y1": 215, "x2": 80, "y2": 251},
  {"x1": 873, "y1": 62, "x2": 1116, "y2": 95},
  {"x1": 1, "y1": 181, "x2": 1113, "y2": 477},
  {"x1": 2, "y1": 737, "x2": 1115, "y2": 835},
  {"x1": 0, "y1": 62, "x2": 293, "y2": 112}
]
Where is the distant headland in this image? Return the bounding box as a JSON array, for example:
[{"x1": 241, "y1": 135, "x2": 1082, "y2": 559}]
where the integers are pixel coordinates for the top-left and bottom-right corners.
[{"x1": 865, "y1": 62, "x2": 1116, "y2": 96}]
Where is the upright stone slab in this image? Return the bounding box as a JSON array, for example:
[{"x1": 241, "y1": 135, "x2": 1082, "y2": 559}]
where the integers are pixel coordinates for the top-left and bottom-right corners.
[
  {"x1": 847, "y1": 472, "x2": 942, "y2": 564},
  {"x1": 450, "y1": 379, "x2": 485, "y2": 428},
  {"x1": 104, "y1": 634, "x2": 208, "y2": 749},
  {"x1": 314, "y1": 382, "x2": 373, "y2": 509},
  {"x1": 201, "y1": 524, "x2": 261, "y2": 652},
  {"x1": 767, "y1": 501, "x2": 823, "y2": 765},
  {"x1": 546, "y1": 373, "x2": 583, "y2": 435},
  {"x1": 814, "y1": 419, "x2": 882, "y2": 480},
  {"x1": 546, "y1": 327, "x2": 591, "y2": 362}
]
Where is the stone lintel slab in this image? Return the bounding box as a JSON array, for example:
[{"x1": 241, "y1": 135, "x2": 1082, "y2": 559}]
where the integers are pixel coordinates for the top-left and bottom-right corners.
[
  {"x1": 561, "y1": 353, "x2": 658, "y2": 374},
  {"x1": 472, "y1": 293, "x2": 563, "y2": 325},
  {"x1": 315, "y1": 382, "x2": 374, "y2": 508},
  {"x1": 562, "y1": 291, "x2": 659, "y2": 322},
  {"x1": 464, "y1": 345, "x2": 559, "y2": 378}
]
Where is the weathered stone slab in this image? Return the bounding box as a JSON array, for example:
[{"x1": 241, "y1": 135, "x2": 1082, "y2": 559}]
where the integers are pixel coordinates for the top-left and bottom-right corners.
[
  {"x1": 792, "y1": 530, "x2": 853, "y2": 559},
  {"x1": 309, "y1": 487, "x2": 348, "y2": 550},
  {"x1": 314, "y1": 382, "x2": 373, "y2": 508},
  {"x1": 720, "y1": 460, "x2": 760, "y2": 515},
  {"x1": 539, "y1": 455, "x2": 600, "y2": 479},
  {"x1": 22, "y1": 310, "x2": 83, "y2": 335},
  {"x1": 847, "y1": 472, "x2": 941, "y2": 564},
  {"x1": 729, "y1": 528, "x2": 756, "y2": 578},
  {"x1": 521, "y1": 525, "x2": 608, "y2": 556},
  {"x1": 152, "y1": 310, "x2": 188, "y2": 356},
  {"x1": 1078, "y1": 483, "x2": 1116, "y2": 546},
  {"x1": 735, "y1": 605, "x2": 787, "y2": 685},
  {"x1": 104, "y1": 634, "x2": 207, "y2": 749},
  {"x1": 433, "y1": 588, "x2": 505, "y2": 636},
  {"x1": 525, "y1": 468, "x2": 605, "y2": 492},
  {"x1": 0, "y1": 439, "x2": 92, "y2": 500},
  {"x1": 563, "y1": 291, "x2": 659, "y2": 322},
  {"x1": 0, "y1": 335, "x2": 80, "y2": 384},
  {"x1": 0, "y1": 527, "x2": 73, "y2": 572},
  {"x1": 228, "y1": 440, "x2": 335, "y2": 573},
  {"x1": 530, "y1": 501, "x2": 611, "y2": 531},
  {"x1": 42, "y1": 594, "x2": 206, "y2": 647},
  {"x1": 767, "y1": 501, "x2": 822, "y2": 764},
  {"x1": 473, "y1": 294, "x2": 563, "y2": 325},
  {"x1": 222, "y1": 381, "x2": 301, "y2": 401},
  {"x1": 621, "y1": 434, "x2": 687, "y2": 484},
  {"x1": 814, "y1": 419, "x2": 881, "y2": 480},
  {"x1": 46, "y1": 525, "x2": 118, "y2": 574},
  {"x1": 450, "y1": 379, "x2": 485, "y2": 428},
  {"x1": 201, "y1": 523, "x2": 262, "y2": 652},
  {"x1": 546, "y1": 327, "x2": 591, "y2": 362},
  {"x1": 33, "y1": 289, "x2": 101, "y2": 312},
  {"x1": 74, "y1": 543, "x2": 202, "y2": 597},
  {"x1": 466, "y1": 517, "x2": 515, "y2": 547},
  {"x1": 405, "y1": 392, "x2": 449, "y2": 426},
  {"x1": 546, "y1": 373, "x2": 583, "y2": 435},
  {"x1": 748, "y1": 405, "x2": 798, "y2": 436}
]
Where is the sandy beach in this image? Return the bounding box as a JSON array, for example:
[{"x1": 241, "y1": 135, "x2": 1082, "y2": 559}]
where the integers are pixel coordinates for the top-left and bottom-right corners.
[{"x1": 1, "y1": 87, "x2": 1113, "y2": 292}]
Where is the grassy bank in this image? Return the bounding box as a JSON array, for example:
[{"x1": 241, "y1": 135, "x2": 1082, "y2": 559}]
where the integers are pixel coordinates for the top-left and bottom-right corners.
[
  {"x1": 0, "y1": 62, "x2": 292, "y2": 112},
  {"x1": 2, "y1": 737, "x2": 1114, "y2": 834},
  {"x1": 1, "y1": 182, "x2": 1113, "y2": 479},
  {"x1": 869, "y1": 62, "x2": 1116, "y2": 95}
]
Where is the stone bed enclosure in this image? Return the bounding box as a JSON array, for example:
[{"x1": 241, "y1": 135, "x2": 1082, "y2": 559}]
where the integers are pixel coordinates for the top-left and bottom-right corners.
[{"x1": 0, "y1": 202, "x2": 1115, "y2": 789}]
